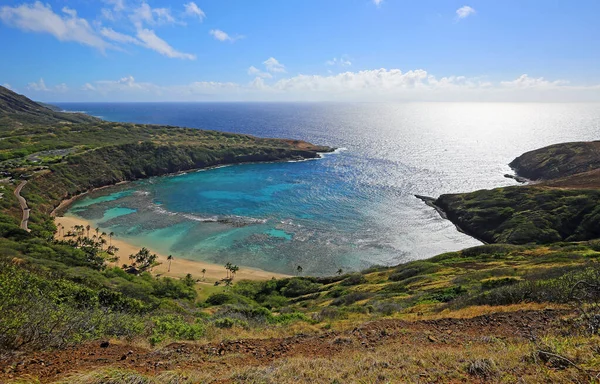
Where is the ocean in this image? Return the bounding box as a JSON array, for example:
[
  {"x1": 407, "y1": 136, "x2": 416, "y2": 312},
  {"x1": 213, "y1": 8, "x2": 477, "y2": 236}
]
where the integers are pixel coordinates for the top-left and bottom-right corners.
[{"x1": 55, "y1": 102, "x2": 600, "y2": 275}]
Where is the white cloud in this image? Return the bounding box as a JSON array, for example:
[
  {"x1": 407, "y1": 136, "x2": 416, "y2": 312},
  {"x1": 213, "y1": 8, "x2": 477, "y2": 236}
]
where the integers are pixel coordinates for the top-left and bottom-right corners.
[
  {"x1": 263, "y1": 57, "x2": 286, "y2": 73},
  {"x1": 0, "y1": 1, "x2": 111, "y2": 51},
  {"x1": 247, "y1": 66, "x2": 273, "y2": 79},
  {"x1": 81, "y1": 83, "x2": 96, "y2": 91},
  {"x1": 27, "y1": 78, "x2": 49, "y2": 91},
  {"x1": 152, "y1": 8, "x2": 177, "y2": 25},
  {"x1": 129, "y1": 2, "x2": 181, "y2": 27},
  {"x1": 61, "y1": 70, "x2": 600, "y2": 102},
  {"x1": 326, "y1": 56, "x2": 352, "y2": 67},
  {"x1": 104, "y1": 0, "x2": 125, "y2": 12},
  {"x1": 500, "y1": 74, "x2": 568, "y2": 88},
  {"x1": 372, "y1": 0, "x2": 384, "y2": 7},
  {"x1": 209, "y1": 29, "x2": 243, "y2": 42},
  {"x1": 2, "y1": 83, "x2": 13, "y2": 91},
  {"x1": 136, "y1": 28, "x2": 196, "y2": 60},
  {"x1": 55, "y1": 83, "x2": 68, "y2": 92},
  {"x1": 456, "y1": 6, "x2": 476, "y2": 19},
  {"x1": 183, "y1": 2, "x2": 205, "y2": 20},
  {"x1": 101, "y1": 27, "x2": 139, "y2": 44},
  {"x1": 27, "y1": 78, "x2": 68, "y2": 92}
]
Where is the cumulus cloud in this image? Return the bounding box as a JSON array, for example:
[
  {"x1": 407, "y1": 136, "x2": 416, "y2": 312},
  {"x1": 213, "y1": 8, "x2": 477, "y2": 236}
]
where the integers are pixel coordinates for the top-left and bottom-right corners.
[
  {"x1": 136, "y1": 28, "x2": 196, "y2": 60},
  {"x1": 66, "y1": 70, "x2": 600, "y2": 102},
  {"x1": 247, "y1": 66, "x2": 273, "y2": 79},
  {"x1": 209, "y1": 29, "x2": 243, "y2": 42},
  {"x1": 456, "y1": 6, "x2": 476, "y2": 19},
  {"x1": 27, "y1": 78, "x2": 49, "y2": 91},
  {"x1": 27, "y1": 78, "x2": 68, "y2": 92},
  {"x1": 263, "y1": 57, "x2": 286, "y2": 73},
  {"x1": 183, "y1": 2, "x2": 205, "y2": 20},
  {"x1": 0, "y1": 2, "x2": 112, "y2": 51},
  {"x1": 500, "y1": 74, "x2": 568, "y2": 88}
]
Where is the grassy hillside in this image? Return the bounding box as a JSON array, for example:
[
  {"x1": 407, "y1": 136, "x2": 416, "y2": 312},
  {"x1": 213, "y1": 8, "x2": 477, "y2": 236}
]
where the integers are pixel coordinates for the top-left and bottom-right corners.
[
  {"x1": 1, "y1": 88, "x2": 599, "y2": 383},
  {"x1": 431, "y1": 141, "x2": 600, "y2": 245},
  {"x1": 510, "y1": 141, "x2": 600, "y2": 180}
]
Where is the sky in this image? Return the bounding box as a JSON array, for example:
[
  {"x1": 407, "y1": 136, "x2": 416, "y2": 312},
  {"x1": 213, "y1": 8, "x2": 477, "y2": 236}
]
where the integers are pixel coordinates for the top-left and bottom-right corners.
[{"x1": 0, "y1": 0, "x2": 599, "y2": 102}]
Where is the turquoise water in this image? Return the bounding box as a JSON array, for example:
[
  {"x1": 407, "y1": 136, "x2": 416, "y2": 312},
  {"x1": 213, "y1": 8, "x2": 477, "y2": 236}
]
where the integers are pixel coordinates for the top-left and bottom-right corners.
[{"x1": 61, "y1": 102, "x2": 600, "y2": 275}]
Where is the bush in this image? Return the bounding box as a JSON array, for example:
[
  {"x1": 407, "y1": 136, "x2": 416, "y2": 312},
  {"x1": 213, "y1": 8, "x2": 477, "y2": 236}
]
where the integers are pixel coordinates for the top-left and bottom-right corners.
[
  {"x1": 205, "y1": 292, "x2": 253, "y2": 306},
  {"x1": 481, "y1": 277, "x2": 519, "y2": 290},
  {"x1": 149, "y1": 315, "x2": 205, "y2": 346},
  {"x1": 280, "y1": 278, "x2": 321, "y2": 298},
  {"x1": 420, "y1": 286, "x2": 467, "y2": 303},
  {"x1": 389, "y1": 261, "x2": 439, "y2": 282},
  {"x1": 340, "y1": 273, "x2": 367, "y2": 286},
  {"x1": 331, "y1": 292, "x2": 373, "y2": 306},
  {"x1": 213, "y1": 317, "x2": 248, "y2": 329}
]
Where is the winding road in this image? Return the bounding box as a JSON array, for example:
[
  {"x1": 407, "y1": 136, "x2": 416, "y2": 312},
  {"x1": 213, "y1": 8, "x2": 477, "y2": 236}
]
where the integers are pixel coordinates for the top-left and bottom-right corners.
[{"x1": 14, "y1": 180, "x2": 30, "y2": 232}]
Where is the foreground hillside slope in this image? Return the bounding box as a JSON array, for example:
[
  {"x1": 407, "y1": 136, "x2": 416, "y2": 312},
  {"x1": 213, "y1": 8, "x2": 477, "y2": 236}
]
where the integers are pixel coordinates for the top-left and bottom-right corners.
[{"x1": 1, "y1": 89, "x2": 599, "y2": 383}]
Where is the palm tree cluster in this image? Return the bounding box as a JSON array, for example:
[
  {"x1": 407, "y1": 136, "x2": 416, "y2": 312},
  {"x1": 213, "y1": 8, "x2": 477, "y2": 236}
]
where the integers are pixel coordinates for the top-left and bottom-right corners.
[
  {"x1": 58, "y1": 224, "x2": 120, "y2": 268},
  {"x1": 224, "y1": 262, "x2": 240, "y2": 280},
  {"x1": 127, "y1": 247, "x2": 159, "y2": 273}
]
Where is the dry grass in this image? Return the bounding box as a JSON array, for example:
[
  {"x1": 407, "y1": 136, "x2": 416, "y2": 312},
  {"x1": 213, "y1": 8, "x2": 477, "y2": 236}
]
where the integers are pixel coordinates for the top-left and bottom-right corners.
[{"x1": 37, "y1": 334, "x2": 598, "y2": 384}]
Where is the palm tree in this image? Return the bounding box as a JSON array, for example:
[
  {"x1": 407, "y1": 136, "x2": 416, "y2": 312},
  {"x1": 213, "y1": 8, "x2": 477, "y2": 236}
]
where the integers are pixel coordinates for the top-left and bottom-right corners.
[
  {"x1": 95, "y1": 227, "x2": 100, "y2": 237},
  {"x1": 225, "y1": 262, "x2": 233, "y2": 279},
  {"x1": 167, "y1": 254, "x2": 173, "y2": 272},
  {"x1": 109, "y1": 231, "x2": 115, "y2": 246},
  {"x1": 337, "y1": 268, "x2": 343, "y2": 276},
  {"x1": 201, "y1": 268, "x2": 206, "y2": 280},
  {"x1": 297, "y1": 265, "x2": 303, "y2": 276},
  {"x1": 230, "y1": 265, "x2": 239, "y2": 280},
  {"x1": 86, "y1": 225, "x2": 91, "y2": 238}
]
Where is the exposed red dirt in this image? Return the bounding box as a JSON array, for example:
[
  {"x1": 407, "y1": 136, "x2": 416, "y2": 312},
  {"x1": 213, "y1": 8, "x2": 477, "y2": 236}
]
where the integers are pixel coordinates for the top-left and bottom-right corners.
[{"x1": 0, "y1": 309, "x2": 569, "y2": 383}]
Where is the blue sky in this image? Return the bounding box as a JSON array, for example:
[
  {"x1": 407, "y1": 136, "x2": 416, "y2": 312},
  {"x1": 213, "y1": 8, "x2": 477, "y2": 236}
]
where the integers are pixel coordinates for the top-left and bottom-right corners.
[{"x1": 1, "y1": 0, "x2": 599, "y2": 101}]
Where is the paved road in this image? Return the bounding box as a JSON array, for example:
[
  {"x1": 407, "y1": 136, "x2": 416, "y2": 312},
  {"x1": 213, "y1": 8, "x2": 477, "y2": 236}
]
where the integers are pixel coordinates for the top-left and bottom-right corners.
[{"x1": 14, "y1": 180, "x2": 30, "y2": 232}]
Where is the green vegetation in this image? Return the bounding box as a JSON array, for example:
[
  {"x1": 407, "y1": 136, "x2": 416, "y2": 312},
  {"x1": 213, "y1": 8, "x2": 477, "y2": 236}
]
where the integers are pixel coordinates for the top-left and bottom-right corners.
[
  {"x1": 2, "y1": 86, "x2": 600, "y2": 383},
  {"x1": 436, "y1": 186, "x2": 600, "y2": 244},
  {"x1": 510, "y1": 141, "x2": 600, "y2": 180}
]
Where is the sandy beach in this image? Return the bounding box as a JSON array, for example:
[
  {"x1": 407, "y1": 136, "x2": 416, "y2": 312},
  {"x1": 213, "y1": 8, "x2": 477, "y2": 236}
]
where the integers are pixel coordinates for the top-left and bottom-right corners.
[{"x1": 55, "y1": 215, "x2": 290, "y2": 282}]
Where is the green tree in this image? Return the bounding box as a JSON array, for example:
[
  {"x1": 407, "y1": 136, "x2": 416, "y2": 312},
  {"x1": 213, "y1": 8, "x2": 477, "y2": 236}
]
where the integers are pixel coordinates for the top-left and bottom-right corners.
[
  {"x1": 201, "y1": 268, "x2": 206, "y2": 280},
  {"x1": 297, "y1": 265, "x2": 303, "y2": 276},
  {"x1": 183, "y1": 273, "x2": 195, "y2": 287},
  {"x1": 128, "y1": 247, "x2": 158, "y2": 272},
  {"x1": 337, "y1": 268, "x2": 343, "y2": 276}
]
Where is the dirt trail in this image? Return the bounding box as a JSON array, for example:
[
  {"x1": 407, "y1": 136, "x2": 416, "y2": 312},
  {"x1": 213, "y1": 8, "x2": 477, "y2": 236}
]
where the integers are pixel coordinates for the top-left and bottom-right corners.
[
  {"x1": 14, "y1": 180, "x2": 30, "y2": 232},
  {"x1": 0, "y1": 309, "x2": 567, "y2": 383}
]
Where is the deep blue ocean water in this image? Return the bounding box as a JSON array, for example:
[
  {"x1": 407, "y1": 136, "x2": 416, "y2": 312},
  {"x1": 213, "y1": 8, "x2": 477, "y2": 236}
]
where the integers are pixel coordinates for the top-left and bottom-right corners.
[{"x1": 56, "y1": 102, "x2": 600, "y2": 275}]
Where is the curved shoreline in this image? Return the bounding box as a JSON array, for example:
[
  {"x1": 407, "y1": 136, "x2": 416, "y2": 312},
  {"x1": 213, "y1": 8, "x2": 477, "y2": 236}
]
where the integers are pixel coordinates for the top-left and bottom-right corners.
[
  {"x1": 50, "y1": 152, "x2": 338, "y2": 280},
  {"x1": 55, "y1": 215, "x2": 290, "y2": 282},
  {"x1": 50, "y1": 151, "x2": 334, "y2": 217},
  {"x1": 415, "y1": 194, "x2": 488, "y2": 245}
]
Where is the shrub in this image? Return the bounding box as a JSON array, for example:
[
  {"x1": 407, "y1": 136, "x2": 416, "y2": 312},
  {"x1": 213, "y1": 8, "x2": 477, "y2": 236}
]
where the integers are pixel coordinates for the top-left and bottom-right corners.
[
  {"x1": 420, "y1": 286, "x2": 467, "y2": 303},
  {"x1": 340, "y1": 273, "x2": 367, "y2": 286},
  {"x1": 280, "y1": 278, "x2": 321, "y2": 298},
  {"x1": 149, "y1": 315, "x2": 205, "y2": 346},
  {"x1": 331, "y1": 292, "x2": 373, "y2": 306},
  {"x1": 389, "y1": 261, "x2": 439, "y2": 282},
  {"x1": 481, "y1": 277, "x2": 519, "y2": 290},
  {"x1": 213, "y1": 317, "x2": 248, "y2": 329}
]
